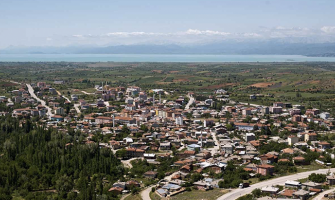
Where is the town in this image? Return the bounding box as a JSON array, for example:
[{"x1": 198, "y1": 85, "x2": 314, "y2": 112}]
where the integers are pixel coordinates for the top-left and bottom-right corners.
[{"x1": 2, "y1": 78, "x2": 335, "y2": 200}]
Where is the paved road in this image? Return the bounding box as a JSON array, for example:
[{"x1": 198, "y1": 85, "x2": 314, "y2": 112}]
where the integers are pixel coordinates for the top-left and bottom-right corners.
[
  {"x1": 121, "y1": 157, "x2": 142, "y2": 168},
  {"x1": 81, "y1": 91, "x2": 95, "y2": 95},
  {"x1": 140, "y1": 171, "x2": 179, "y2": 200},
  {"x1": 27, "y1": 84, "x2": 53, "y2": 118},
  {"x1": 208, "y1": 131, "x2": 220, "y2": 156},
  {"x1": 74, "y1": 104, "x2": 81, "y2": 114},
  {"x1": 218, "y1": 168, "x2": 335, "y2": 200},
  {"x1": 140, "y1": 186, "x2": 152, "y2": 200},
  {"x1": 313, "y1": 187, "x2": 335, "y2": 200},
  {"x1": 104, "y1": 100, "x2": 110, "y2": 107},
  {"x1": 185, "y1": 95, "x2": 195, "y2": 110}
]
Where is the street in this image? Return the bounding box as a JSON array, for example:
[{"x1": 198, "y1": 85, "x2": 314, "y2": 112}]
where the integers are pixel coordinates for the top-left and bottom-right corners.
[
  {"x1": 26, "y1": 84, "x2": 53, "y2": 118},
  {"x1": 218, "y1": 168, "x2": 335, "y2": 200},
  {"x1": 185, "y1": 95, "x2": 195, "y2": 110}
]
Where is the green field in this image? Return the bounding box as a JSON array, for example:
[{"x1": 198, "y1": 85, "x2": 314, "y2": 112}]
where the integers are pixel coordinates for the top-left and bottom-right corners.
[{"x1": 2, "y1": 62, "x2": 335, "y2": 115}]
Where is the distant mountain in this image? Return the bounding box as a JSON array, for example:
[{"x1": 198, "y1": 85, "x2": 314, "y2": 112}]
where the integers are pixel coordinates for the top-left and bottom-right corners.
[{"x1": 1, "y1": 41, "x2": 335, "y2": 56}]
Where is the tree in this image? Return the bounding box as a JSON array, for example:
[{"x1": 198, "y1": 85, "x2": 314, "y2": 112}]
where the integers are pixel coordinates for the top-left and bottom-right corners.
[
  {"x1": 252, "y1": 188, "x2": 262, "y2": 198},
  {"x1": 308, "y1": 173, "x2": 326, "y2": 183},
  {"x1": 56, "y1": 175, "x2": 74, "y2": 196}
]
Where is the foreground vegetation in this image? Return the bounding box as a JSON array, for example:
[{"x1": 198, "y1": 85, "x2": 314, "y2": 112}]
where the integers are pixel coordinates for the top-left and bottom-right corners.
[{"x1": 0, "y1": 116, "x2": 124, "y2": 200}]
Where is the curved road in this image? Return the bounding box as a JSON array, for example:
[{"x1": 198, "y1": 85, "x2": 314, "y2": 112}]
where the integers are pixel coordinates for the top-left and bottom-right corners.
[
  {"x1": 140, "y1": 172, "x2": 179, "y2": 200},
  {"x1": 313, "y1": 188, "x2": 335, "y2": 200},
  {"x1": 218, "y1": 168, "x2": 335, "y2": 200},
  {"x1": 185, "y1": 96, "x2": 195, "y2": 110},
  {"x1": 27, "y1": 84, "x2": 53, "y2": 118}
]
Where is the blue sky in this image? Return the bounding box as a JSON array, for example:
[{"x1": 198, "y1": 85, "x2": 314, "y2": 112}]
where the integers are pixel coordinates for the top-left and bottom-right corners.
[{"x1": 1, "y1": 0, "x2": 335, "y2": 48}]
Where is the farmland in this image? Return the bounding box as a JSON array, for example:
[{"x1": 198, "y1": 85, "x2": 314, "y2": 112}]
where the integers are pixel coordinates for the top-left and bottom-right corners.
[{"x1": 1, "y1": 62, "x2": 335, "y2": 115}]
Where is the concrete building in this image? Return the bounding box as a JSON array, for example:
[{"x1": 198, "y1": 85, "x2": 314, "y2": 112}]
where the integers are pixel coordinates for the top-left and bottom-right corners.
[
  {"x1": 245, "y1": 133, "x2": 256, "y2": 142},
  {"x1": 288, "y1": 135, "x2": 299, "y2": 146}
]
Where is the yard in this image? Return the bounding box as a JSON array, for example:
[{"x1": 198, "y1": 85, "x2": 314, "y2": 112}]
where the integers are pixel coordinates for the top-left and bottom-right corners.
[
  {"x1": 296, "y1": 162, "x2": 327, "y2": 173},
  {"x1": 170, "y1": 189, "x2": 228, "y2": 200},
  {"x1": 124, "y1": 194, "x2": 142, "y2": 200}
]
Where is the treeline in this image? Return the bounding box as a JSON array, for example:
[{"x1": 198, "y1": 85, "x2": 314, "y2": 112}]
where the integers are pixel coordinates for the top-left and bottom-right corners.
[{"x1": 0, "y1": 116, "x2": 124, "y2": 200}]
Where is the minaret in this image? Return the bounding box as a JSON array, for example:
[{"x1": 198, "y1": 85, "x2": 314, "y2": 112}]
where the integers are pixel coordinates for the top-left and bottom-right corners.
[
  {"x1": 159, "y1": 93, "x2": 161, "y2": 104},
  {"x1": 153, "y1": 94, "x2": 155, "y2": 106},
  {"x1": 200, "y1": 131, "x2": 203, "y2": 147}
]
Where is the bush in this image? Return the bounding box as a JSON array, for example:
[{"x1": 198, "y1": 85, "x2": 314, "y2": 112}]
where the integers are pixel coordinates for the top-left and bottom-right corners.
[
  {"x1": 151, "y1": 187, "x2": 155, "y2": 192},
  {"x1": 308, "y1": 173, "x2": 326, "y2": 183}
]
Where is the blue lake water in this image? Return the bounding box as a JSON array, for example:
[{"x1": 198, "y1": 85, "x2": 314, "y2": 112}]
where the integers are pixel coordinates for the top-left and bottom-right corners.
[{"x1": 1, "y1": 54, "x2": 335, "y2": 62}]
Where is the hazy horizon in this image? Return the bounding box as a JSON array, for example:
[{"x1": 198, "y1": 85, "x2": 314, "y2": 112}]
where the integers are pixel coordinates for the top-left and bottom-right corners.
[{"x1": 1, "y1": 0, "x2": 335, "y2": 49}]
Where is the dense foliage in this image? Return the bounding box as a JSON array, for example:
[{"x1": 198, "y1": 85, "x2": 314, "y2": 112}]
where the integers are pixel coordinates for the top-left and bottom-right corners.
[
  {"x1": 308, "y1": 173, "x2": 326, "y2": 183},
  {"x1": 0, "y1": 116, "x2": 124, "y2": 199}
]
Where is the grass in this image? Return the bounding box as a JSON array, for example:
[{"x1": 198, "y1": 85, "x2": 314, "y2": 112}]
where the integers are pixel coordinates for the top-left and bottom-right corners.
[
  {"x1": 296, "y1": 177, "x2": 309, "y2": 183},
  {"x1": 296, "y1": 162, "x2": 327, "y2": 173},
  {"x1": 248, "y1": 177, "x2": 260, "y2": 185},
  {"x1": 150, "y1": 191, "x2": 163, "y2": 200},
  {"x1": 170, "y1": 189, "x2": 228, "y2": 200},
  {"x1": 124, "y1": 194, "x2": 142, "y2": 200}
]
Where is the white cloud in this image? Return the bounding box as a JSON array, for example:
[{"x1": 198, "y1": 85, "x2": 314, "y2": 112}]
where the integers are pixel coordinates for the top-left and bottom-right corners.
[
  {"x1": 46, "y1": 37, "x2": 53, "y2": 41},
  {"x1": 184, "y1": 29, "x2": 230, "y2": 36},
  {"x1": 65, "y1": 27, "x2": 335, "y2": 46},
  {"x1": 321, "y1": 26, "x2": 335, "y2": 34}
]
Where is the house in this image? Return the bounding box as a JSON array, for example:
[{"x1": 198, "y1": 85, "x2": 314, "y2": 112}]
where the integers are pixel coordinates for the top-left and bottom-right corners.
[
  {"x1": 259, "y1": 154, "x2": 277, "y2": 164},
  {"x1": 162, "y1": 183, "x2": 182, "y2": 192},
  {"x1": 221, "y1": 144, "x2": 234, "y2": 154},
  {"x1": 305, "y1": 132, "x2": 317, "y2": 142},
  {"x1": 109, "y1": 140, "x2": 121, "y2": 149},
  {"x1": 180, "y1": 165, "x2": 191, "y2": 173},
  {"x1": 187, "y1": 144, "x2": 201, "y2": 151},
  {"x1": 285, "y1": 180, "x2": 301, "y2": 189},
  {"x1": 293, "y1": 156, "x2": 307, "y2": 165},
  {"x1": 114, "y1": 116, "x2": 136, "y2": 125},
  {"x1": 143, "y1": 171, "x2": 158, "y2": 179},
  {"x1": 261, "y1": 186, "x2": 279, "y2": 194},
  {"x1": 51, "y1": 115, "x2": 64, "y2": 122},
  {"x1": 156, "y1": 188, "x2": 168, "y2": 197},
  {"x1": 126, "y1": 148, "x2": 144, "y2": 158},
  {"x1": 278, "y1": 189, "x2": 296, "y2": 199},
  {"x1": 112, "y1": 181, "x2": 126, "y2": 190},
  {"x1": 327, "y1": 174, "x2": 335, "y2": 185},
  {"x1": 245, "y1": 133, "x2": 256, "y2": 142},
  {"x1": 242, "y1": 108, "x2": 253, "y2": 116},
  {"x1": 302, "y1": 181, "x2": 322, "y2": 190},
  {"x1": 108, "y1": 187, "x2": 123, "y2": 195},
  {"x1": 320, "y1": 112, "x2": 330, "y2": 120},
  {"x1": 55, "y1": 107, "x2": 64, "y2": 115},
  {"x1": 270, "y1": 106, "x2": 282, "y2": 114},
  {"x1": 319, "y1": 141, "x2": 331, "y2": 149},
  {"x1": 256, "y1": 164, "x2": 274, "y2": 176},
  {"x1": 273, "y1": 102, "x2": 284, "y2": 107},
  {"x1": 95, "y1": 116, "x2": 113, "y2": 125},
  {"x1": 160, "y1": 142, "x2": 171, "y2": 150},
  {"x1": 288, "y1": 135, "x2": 299, "y2": 146},
  {"x1": 293, "y1": 190, "x2": 309, "y2": 200},
  {"x1": 126, "y1": 180, "x2": 140, "y2": 189},
  {"x1": 244, "y1": 163, "x2": 257, "y2": 172},
  {"x1": 193, "y1": 180, "x2": 212, "y2": 190}
]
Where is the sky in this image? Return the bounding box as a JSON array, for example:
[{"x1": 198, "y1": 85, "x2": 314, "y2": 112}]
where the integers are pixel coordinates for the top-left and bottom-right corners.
[{"x1": 1, "y1": 0, "x2": 335, "y2": 49}]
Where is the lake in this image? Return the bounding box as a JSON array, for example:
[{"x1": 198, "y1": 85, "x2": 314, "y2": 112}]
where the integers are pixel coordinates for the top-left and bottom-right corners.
[{"x1": 1, "y1": 54, "x2": 335, "y2": 62}]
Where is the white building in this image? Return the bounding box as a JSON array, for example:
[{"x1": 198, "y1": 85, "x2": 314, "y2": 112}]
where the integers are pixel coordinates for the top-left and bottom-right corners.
[{"x1": 175, "y1": 116, "x2": 183, "y2": 125}]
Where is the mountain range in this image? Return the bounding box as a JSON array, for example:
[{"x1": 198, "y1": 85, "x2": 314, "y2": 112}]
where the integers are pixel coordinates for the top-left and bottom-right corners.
[{"x1": 1, "y1": 41, "x2": 335, "y2": 56}]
